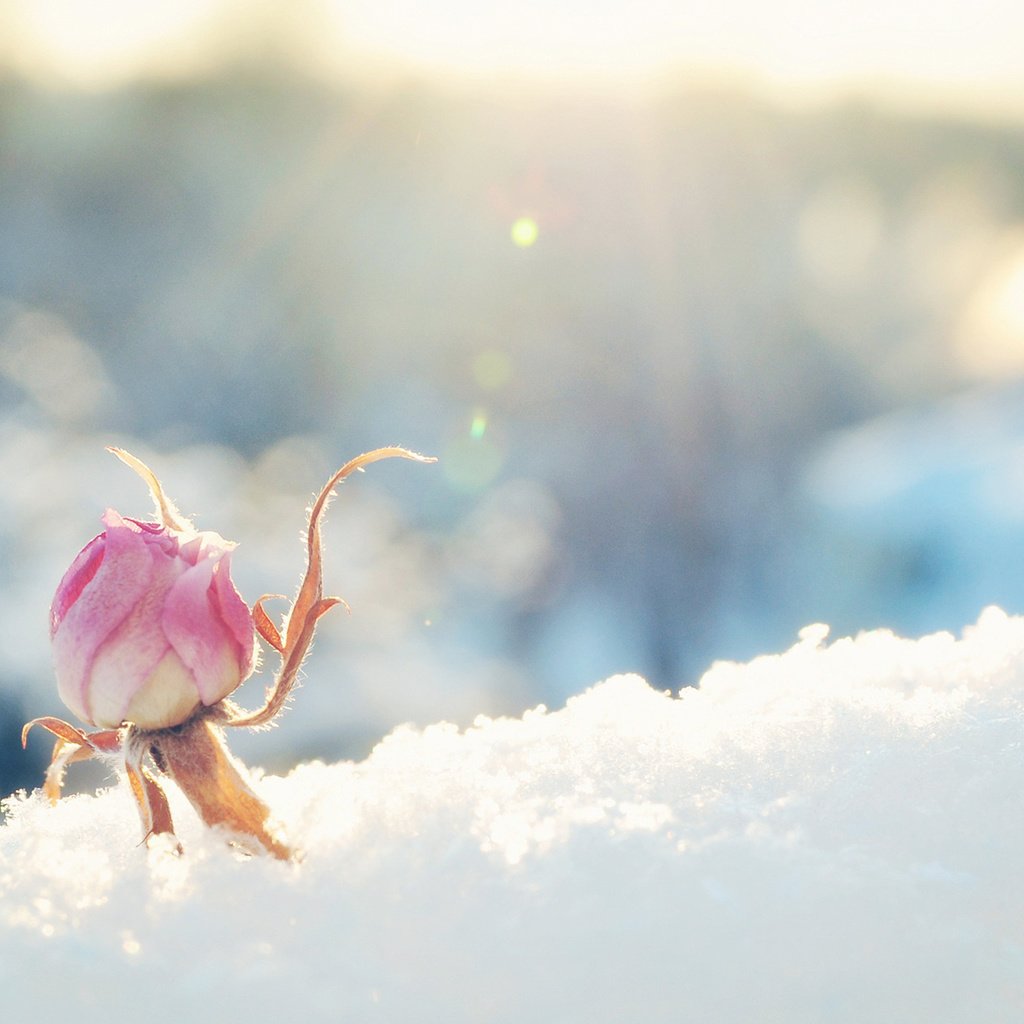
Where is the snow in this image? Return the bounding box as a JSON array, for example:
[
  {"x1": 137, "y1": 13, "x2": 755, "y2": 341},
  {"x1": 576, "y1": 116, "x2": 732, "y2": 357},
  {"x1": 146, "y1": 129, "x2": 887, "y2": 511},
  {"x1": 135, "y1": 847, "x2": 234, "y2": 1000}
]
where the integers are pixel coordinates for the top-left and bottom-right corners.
[{"x1": 3, "y1": 609, "x2": 1024, "y2": 1022}]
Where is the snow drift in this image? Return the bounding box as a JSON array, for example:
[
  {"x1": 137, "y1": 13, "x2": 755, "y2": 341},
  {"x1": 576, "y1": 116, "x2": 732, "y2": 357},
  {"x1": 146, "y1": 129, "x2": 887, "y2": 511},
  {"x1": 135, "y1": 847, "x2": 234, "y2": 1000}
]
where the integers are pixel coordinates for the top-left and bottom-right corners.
[{"x1": 2, "y1": 609, "x2": 1023, "y2": 1022}]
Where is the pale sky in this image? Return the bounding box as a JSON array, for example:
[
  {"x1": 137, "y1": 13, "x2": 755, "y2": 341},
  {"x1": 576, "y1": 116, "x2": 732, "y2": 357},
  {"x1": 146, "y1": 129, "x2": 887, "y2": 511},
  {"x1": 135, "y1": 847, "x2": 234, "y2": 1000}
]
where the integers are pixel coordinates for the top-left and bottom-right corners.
[{"x1": 1, "y1": 0, "x2": 1022, "y2": 115}]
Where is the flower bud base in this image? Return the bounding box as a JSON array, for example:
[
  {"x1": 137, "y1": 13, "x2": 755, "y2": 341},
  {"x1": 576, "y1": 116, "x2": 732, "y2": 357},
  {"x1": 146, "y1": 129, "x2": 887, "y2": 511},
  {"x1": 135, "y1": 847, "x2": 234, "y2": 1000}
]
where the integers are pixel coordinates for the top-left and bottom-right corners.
[{"x1": 148, "y1": 716, "x2": 291, "y2": 860}]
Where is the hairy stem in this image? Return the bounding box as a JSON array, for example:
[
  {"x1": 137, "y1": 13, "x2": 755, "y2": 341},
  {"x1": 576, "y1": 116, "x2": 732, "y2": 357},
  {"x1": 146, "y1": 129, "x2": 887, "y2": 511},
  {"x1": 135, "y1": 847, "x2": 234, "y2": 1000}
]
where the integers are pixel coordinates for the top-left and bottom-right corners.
[{"x1": 153, "y1": 717, "x2": 291, "y2": 860}]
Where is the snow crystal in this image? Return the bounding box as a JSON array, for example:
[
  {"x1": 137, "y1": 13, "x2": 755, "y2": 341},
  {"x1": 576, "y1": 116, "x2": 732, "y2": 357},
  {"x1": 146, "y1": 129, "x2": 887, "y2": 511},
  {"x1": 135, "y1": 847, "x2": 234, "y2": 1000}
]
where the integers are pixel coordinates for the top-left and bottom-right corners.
[{"x1": 2, "y1": 608, "x2": 1024, "y2": 1022}]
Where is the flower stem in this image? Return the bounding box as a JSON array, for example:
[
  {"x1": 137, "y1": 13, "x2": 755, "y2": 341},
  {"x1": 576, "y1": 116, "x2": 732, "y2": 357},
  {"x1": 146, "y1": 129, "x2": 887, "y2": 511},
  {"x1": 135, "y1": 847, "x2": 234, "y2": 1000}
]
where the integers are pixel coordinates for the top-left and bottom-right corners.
[{"x1": 153, "y1": 716, "x2": 291, "y2": 860}]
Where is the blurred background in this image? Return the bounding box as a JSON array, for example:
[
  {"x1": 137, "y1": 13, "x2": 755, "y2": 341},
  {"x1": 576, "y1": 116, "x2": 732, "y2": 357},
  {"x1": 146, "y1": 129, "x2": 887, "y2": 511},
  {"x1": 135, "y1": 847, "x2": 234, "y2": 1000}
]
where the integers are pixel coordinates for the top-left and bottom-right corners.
[{"x1": 4, "y1": 0, "x2": 1024, "y2": 795}]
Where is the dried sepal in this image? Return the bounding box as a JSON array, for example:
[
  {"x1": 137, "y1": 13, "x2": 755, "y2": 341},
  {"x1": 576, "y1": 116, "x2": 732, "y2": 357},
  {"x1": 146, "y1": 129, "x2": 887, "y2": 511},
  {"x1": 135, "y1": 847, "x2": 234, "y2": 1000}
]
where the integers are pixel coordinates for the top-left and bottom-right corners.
[
  {"x1": 122, "y1": 728, "x2": 179, "y2": 851},
  {"x1": 22, "y1": 717, "x2": 122, "y2": 803},
  {"x1": 22, "y1": 718, "x2": 123, "y2": 758},
  {"x1": 227, "y1": 447, "x2": 434, "y2": 730},
  {"x1": 41, "y1": 738, "x2": 89, "y2": 804},
  {"x1": 106, "y1": 446, "x2": 192, "y2": 533},
  {"x1": 252, "y1": 595, "x2": 287, "y2": 653},
  {"x1": 284, "y1": 448, "x2": 427, "y2": 650}
]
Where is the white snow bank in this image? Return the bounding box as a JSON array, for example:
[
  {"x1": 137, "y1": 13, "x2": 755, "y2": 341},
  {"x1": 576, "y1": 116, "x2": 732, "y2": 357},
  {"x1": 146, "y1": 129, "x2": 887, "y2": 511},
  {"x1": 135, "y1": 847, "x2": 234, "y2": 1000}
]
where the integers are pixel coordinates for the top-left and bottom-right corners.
[{"x1": 3, "y1": 609, "x2": 1024, "y2": 1023}]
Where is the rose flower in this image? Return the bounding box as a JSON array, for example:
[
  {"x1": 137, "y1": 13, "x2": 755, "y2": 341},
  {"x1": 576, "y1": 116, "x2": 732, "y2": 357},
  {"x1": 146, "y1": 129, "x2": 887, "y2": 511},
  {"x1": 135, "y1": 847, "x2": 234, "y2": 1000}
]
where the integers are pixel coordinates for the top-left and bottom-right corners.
[
  {"x1": 51, "y1": 511, "x2": 257, "y2": 732},
  {"x1": 23, "y1": 446, "x2": 433, "y2": 859}
]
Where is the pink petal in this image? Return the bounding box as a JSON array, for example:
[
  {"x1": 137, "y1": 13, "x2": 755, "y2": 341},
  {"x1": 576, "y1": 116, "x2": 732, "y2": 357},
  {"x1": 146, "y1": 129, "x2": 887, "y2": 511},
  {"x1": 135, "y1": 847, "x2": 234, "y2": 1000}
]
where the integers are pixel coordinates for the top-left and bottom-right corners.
[
  {"x1": 85, "y1": 538, "x2": 184, "y2": 727},
  {"x1": 210, "y1": 553, "x2": 256, "y2": 678},
  {"x1": 178, "y1": 529, "x2": 235, "y2": 567},
  {"x1": 162, "y1": 555, "x2": 242, "y2": 706},
  {"x1": 50, "y1": 533, "x2": 105, "y2": 635},
  {"x1": 51, "y1": 510, "x2": 155, "y2": 725}
]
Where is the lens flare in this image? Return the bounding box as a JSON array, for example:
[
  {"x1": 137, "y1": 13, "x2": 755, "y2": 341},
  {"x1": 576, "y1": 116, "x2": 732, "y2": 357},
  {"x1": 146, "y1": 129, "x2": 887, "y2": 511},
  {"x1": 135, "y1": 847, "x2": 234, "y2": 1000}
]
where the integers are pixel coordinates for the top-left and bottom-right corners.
[
  {"x1": 444, "y1": 412, "x2": 504, "y2": 491},
  {"x1": 511, "y1": 217, "x2": 539, "y2": 248}
]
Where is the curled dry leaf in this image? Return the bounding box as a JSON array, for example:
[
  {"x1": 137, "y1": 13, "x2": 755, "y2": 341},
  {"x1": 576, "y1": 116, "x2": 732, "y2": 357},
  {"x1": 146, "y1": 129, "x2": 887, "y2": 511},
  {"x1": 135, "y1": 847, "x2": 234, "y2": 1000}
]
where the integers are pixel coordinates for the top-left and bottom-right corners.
[{"x1": 223, "y1": 447, "x2": 432, "y2": 730}]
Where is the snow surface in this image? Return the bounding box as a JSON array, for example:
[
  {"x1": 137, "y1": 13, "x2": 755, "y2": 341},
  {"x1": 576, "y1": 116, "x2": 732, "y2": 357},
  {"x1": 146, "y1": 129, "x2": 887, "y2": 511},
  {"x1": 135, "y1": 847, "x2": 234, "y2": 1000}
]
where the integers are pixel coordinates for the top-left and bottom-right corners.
[{"x1": 3, "y1": 609, "x2": 1024, "y2": 1022}]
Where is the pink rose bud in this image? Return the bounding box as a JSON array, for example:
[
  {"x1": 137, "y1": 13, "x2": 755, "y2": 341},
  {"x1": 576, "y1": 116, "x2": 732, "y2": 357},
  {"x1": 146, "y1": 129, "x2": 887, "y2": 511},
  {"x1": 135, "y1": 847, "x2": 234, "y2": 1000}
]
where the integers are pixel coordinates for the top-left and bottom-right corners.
[{"x1": 49, "y1": 509, "x2": 256, "y2": 730}]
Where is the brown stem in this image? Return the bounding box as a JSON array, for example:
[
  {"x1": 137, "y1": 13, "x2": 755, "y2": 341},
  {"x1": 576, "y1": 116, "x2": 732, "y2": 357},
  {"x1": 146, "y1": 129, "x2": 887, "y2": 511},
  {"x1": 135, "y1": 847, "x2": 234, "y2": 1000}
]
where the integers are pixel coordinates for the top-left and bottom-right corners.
[{"x1": 152, "y1": 717, "x2": 291, "y2": 860}]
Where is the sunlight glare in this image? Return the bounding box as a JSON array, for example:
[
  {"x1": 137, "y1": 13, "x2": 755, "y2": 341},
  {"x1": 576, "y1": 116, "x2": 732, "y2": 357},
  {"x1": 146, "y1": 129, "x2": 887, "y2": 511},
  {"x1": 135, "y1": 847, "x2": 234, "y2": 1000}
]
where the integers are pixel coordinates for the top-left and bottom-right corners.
[
  {"x1": 2, "y1": 0, "x2": 1024, "y2": 108},
  {"x1": 511, "y1": 217, "x2": 539, "y2": 248},
  {"x1": 1, "y1": 0, "x2": 222, "y2": 84},
  {"x1": 323, "y1": 0, "x2": 1024, "y2": 107},
  {"x1": 328, "y1": 0, "x2": 713, "y2": 79},
  {"x1": 956, "y1": 238, "x2": 1024, "y2": 379}
]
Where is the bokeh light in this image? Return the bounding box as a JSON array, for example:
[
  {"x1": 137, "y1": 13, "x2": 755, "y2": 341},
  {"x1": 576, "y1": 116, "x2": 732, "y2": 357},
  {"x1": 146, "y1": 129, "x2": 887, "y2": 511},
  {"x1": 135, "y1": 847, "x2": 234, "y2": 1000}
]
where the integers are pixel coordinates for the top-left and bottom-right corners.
[
  {"x1": 470, "y1": 409, "x2": 488, "y2": 440},
  {"x1": 797, "y1": 177, "x2": 884, "y2": 294},
  {"x1": 956, "y1": 239, "x2": 1024, "y2": 379},
  {"x1": 511, "y1": 216, "x2": 539, "y2": 248}
]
